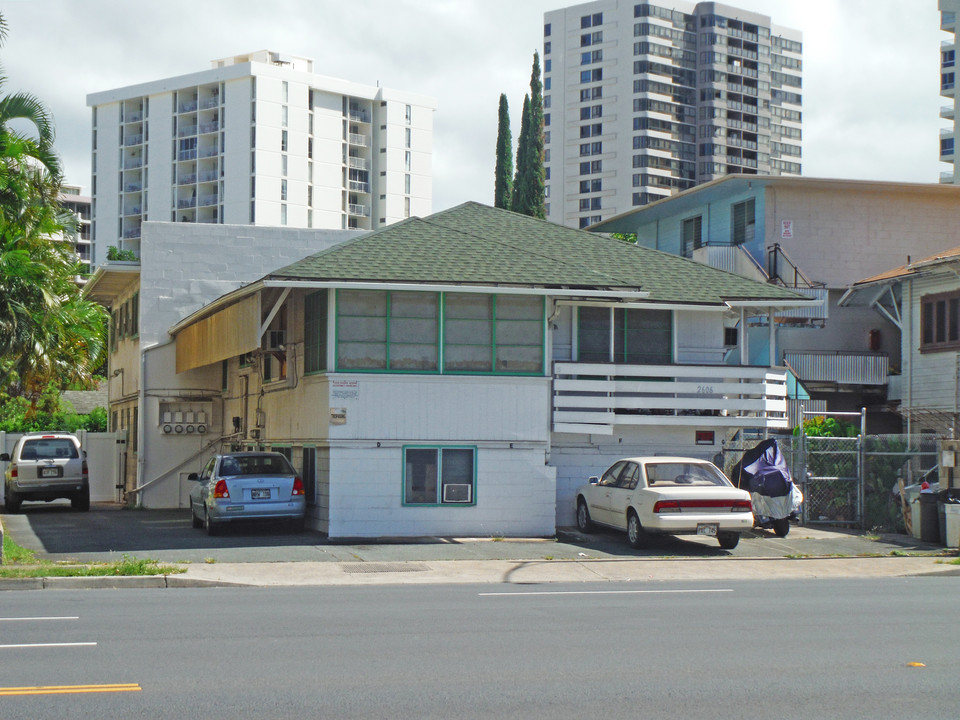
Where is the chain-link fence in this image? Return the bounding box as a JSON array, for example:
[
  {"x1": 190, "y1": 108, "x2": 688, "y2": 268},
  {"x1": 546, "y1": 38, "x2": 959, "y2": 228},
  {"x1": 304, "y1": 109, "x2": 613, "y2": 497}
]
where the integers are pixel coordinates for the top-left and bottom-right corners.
[{"x1": 721, "y1": 432, "x2": 941, "y2": 532}]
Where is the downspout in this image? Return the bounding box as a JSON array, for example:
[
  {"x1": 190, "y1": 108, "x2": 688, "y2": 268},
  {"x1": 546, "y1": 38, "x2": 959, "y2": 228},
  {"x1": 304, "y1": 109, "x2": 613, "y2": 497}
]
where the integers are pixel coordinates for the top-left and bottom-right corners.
[{"x1": 906, "y1": 277, "x2": 912, "y2": 437}]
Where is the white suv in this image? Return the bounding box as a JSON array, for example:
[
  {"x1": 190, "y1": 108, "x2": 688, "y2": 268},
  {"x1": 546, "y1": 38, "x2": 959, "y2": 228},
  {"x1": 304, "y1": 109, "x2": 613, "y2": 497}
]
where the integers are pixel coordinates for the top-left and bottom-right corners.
[{"x1": 2, "y1": 432, "x2": 90, "y2": 512}]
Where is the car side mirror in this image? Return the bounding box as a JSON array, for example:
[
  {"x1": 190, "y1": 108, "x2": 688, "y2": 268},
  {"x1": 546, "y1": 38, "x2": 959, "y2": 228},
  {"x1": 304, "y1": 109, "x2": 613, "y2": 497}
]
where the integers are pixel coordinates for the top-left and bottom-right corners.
[
  {"x1": 0, "y1": 453, "x2": 9, "y2": 462},
  {"x1": 588, "y1": 476, "x2": 599, "y2": 485},
  {"x1": 187, "y1": 472, "x2": 199, "y2": 481}
]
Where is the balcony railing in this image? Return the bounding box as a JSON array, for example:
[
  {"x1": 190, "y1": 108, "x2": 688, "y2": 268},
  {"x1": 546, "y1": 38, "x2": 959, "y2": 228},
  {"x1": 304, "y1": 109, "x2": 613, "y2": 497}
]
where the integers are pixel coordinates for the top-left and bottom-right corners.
[
  {"x1": 178, "y1": 149, "x2": 198, "y2": 161},
  {"x1": 691, "y1": 244, "x2": 768, "y2": 283},
  {"x1": 552, "y1": 362, "x2": 789, "y2": 435},
  {"x1": 347, "y1": 133, "x2": 369, "y2": 147},
  {"x1": 348, "y1": 109, "x2": 370, "y2": 123},
  {"x1": 775, "y1": 287, "x2": 828, "y2": 321},
  {"x1": 123, "y1": 158, "x2": 143, "y2": 169},
  {"x1": 941, "y1": 171, "x2": 955, "y2": 184},
  {"x1": 123, "y1": 112, "x2": 143, "y2": 123},
  {"x1": 199, "y1": 121, "x2": 219, "y2": 134},
  {"x1": 199, "y1": 96, "x2": 220, "y2": 110},
  {"x1": 941, "y1": 104, "x2": 955, "y2": 120},
  {"x1": 177, "y1": 198, "x2": 197, "y2": 209},
  {"x1": 178, "y1": 102, "x2": 198, "y2": 113},
  {"x1": 199, "y1": 170, "x2": 219, "y2": 182},
  {"x1": 177, "y1": 174, "x2": 196, "y2": 185},
  {"x1": 348, "y1": 157, "x2": 369, "y2": 170},
  {"x1": 199, "y1": 145, "x2": 219, "y2": 158},
  {"x1": 178, "y1": 126, "x2": 199, "y2": 137},
  {"x1": 198, "y1": 193, "x2": 218, "y2": 207},
  {"x1": 122, "y1": 227, "x2": 141, "y2": 239},
  {"x1": 349, "y1": 180, "x2": 370, "y2": 193},
  {"x1": 783, "y1": 351, "x2": 889, "y2": 386},
  {"x1": 123, "y1": 134, "x2": 143, "y2": 146},
  {"x1": 347, "y1": 203, "x2": 370, "y2": 217}
]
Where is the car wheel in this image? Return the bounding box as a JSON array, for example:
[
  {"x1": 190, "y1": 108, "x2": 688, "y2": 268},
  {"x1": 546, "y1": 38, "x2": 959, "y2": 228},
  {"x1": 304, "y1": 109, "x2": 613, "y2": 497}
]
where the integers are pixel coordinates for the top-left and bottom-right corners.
[
  {"x1": 576, "y1": 499, "x2": 593, "y2": 533},
  {"x1": 4, "y1": 490, "x2": 21, "y2": 513},
  {"x1": 191, "y1": 501, "x2": 203, "y2": 529},
  {"x1": 718, "y1": 532, "x2": 740, "y2": 549},
  {"x1": 204, "y1": 509, "x2": 219, "y2": 536},
  {"x1": 71, "y1": 487, "x2": 90, "y2": 511},
  {"x1": 772, "y1": 518, "x2": 790, "y2": 538},
  {"x1": 626, "y1": 512, "x2": 649, "y2": 549}
]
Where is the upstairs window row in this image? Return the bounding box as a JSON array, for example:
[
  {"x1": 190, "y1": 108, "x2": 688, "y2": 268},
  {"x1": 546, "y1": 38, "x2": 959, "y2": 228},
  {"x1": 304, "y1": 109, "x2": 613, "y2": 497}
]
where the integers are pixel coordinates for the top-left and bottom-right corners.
[{"x1": 305, "y1": 290, "x2": 545, "y2": 375}]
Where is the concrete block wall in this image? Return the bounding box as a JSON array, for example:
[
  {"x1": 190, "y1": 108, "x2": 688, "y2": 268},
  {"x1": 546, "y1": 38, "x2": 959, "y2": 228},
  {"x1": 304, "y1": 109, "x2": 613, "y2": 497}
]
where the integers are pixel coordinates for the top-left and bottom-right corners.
[{"x1": 326, "y1": 446, "x2": 556, "y2": 538}]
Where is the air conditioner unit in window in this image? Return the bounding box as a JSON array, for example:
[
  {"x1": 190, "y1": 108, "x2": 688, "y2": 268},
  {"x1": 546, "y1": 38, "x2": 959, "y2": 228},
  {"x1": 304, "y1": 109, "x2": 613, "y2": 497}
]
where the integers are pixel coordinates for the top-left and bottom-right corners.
[{"x1": 442, "y1": 483, "x2": 472, "y2": 503}]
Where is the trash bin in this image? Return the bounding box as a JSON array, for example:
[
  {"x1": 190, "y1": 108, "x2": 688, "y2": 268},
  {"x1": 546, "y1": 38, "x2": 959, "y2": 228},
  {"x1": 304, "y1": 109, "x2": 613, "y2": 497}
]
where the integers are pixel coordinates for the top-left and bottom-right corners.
[
  {"x1": 944, "y1": 505, "x2": 960, "y2": 549},
  {"x1": 904, "y1": 484, "x2": 922, "y2": 539},
  {"x1": 939, "y1": 489, "x2": 960, "y2": 548},
  {"x1": 919, "y1": 493, "x2": 941, "y2": 543}
]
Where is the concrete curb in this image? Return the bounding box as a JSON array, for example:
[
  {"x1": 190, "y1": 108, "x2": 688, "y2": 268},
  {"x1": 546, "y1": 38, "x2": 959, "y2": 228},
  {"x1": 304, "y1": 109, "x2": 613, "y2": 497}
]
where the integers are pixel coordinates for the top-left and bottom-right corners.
[{"x1": 0, "y1": 573, "x2": 231, "y2": 591}]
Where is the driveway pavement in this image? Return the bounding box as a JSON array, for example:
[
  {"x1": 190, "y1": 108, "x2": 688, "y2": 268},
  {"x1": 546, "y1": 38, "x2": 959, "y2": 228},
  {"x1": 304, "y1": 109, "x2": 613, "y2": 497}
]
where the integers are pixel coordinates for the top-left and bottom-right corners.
[{"x1": 0, "y1": 501, "x2": 949, "y2": 565}]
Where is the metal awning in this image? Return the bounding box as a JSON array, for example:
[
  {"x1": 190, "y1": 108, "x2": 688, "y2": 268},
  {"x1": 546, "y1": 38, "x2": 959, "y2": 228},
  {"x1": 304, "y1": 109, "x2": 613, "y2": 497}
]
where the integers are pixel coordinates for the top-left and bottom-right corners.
[{"x1": 174, "y1": 295, "x2": 260, "y2": 373}]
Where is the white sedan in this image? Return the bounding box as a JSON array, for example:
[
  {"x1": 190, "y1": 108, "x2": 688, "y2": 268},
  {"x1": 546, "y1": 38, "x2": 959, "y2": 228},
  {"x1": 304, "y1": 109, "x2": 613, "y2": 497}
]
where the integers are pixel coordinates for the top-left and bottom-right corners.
[{"x1": 575, "y1": 457, "x2": 753, "y2": 549}]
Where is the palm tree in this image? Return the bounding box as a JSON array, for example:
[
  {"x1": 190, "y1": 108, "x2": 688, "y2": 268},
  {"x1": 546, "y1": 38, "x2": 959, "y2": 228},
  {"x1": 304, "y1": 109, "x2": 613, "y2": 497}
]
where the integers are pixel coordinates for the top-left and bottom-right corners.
[{"x1": 0, "y1": 11, "x2": 106, "y2": 405}]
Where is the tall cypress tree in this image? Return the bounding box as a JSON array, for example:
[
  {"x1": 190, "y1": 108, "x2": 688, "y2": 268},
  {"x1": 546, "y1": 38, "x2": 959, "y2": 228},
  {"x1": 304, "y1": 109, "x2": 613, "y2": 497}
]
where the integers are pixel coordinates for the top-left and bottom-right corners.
[
  {"x1": 511, "y1": 93, "x2": 531, "y2": 215},
  {"x1": 494, "y1": 94, "x2": 513, "y2": 209},
  {"x1": 527, "y1": 51, "x2": 546, "y2": 219}
]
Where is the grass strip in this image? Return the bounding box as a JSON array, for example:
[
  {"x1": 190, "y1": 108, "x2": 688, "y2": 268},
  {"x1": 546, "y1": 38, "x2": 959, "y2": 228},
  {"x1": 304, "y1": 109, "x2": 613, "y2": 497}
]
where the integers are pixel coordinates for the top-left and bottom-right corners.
[{"x1": 1, "y1": 527, "x2": 183, "y2": 578}]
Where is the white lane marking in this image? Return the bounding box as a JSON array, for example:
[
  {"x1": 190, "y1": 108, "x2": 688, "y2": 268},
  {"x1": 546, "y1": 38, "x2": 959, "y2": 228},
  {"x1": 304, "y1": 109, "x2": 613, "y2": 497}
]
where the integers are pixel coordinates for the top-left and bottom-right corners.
[
  {"x1": 479, "y1": 588, "x2": 734, "y2": 597},
  {"x1": 0, "y1": 642, "x2": 97, "y2": 649},
  {"x1": 0, "y1": 617, "x2": 79, "y2": 622}
]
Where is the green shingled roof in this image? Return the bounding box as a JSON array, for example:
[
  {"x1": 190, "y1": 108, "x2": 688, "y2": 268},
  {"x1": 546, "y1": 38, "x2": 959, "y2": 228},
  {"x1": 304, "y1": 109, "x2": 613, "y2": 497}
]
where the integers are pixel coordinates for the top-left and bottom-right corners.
[{"x1": 270, "y1": 202, "x2": 809, "y2": 305}]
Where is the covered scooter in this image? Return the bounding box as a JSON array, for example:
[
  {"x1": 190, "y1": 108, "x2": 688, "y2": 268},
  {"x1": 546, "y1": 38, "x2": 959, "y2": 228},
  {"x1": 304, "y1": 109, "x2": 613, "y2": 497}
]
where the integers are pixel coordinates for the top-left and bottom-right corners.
[{"x1": 729, "y1": 438, "x2": 802, "y2": 537}]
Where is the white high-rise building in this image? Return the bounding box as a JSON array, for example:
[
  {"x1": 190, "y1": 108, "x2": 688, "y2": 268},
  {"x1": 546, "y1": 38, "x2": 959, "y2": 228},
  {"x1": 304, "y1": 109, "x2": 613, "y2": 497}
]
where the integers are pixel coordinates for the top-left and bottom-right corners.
[
  {"x1": 543, "y1": 1, "x2": 802, "y2": 228},
  {"x1": 940, "y1": 0, "x2": 959, "y2": 183},
  {"x1": 87, "y1": 50, "x2": 436, "y2": 258}
]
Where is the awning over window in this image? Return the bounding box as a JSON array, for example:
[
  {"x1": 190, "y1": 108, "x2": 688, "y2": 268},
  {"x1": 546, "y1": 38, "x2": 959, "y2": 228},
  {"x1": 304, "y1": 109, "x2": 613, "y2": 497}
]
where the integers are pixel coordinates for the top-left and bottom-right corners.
[{"x1": 175, "y1": 295, "x2": 259, "y2": 373}]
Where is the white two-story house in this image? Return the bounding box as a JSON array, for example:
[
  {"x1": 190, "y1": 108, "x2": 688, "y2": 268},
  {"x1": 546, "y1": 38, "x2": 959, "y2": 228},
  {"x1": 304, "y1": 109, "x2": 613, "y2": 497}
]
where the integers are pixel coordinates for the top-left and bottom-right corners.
[{"x1": 156, "y1": 202, "x2": 813, "y2": 535}]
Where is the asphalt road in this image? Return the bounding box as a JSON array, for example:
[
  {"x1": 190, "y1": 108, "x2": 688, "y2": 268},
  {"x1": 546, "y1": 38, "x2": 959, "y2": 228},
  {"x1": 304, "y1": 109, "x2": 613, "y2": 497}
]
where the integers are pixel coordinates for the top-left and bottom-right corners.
[
  {"x1": 0, "y1": 503, "x2": 943, "y2": 564},
  {"x1": 0, "y1": 578, "x2": 956, "y2": 719}
]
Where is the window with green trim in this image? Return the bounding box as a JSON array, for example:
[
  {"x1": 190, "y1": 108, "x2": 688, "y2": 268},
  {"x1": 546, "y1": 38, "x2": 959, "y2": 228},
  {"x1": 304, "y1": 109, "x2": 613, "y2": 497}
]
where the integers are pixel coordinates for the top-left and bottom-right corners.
[
  {"x1": 336, "y1": 290, "x2": 439, "y2": 371},
  {"x1": 337, "y1": 289, "x2": 388, "y2": 369},
  {"x1": 304, "y1": 290, "x2": 328, "y2": 373},
  {"x1": 403, "y1": 446, "x2": 476, "y2": 505},
  {"x1": 443, "y1": 293, "x2": 543, "y2": 374}
]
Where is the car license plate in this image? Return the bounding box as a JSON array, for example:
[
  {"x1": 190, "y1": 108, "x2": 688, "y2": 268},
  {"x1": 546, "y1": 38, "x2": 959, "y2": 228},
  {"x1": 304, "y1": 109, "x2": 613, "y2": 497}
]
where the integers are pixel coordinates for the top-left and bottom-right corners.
[
  {"x1": 251, "y1": 489, "x2": 270, "y2": 500},
  {"x1": 696, "y1": 523, "x2": 718, "y2": 537},
  {"x1": 41, "y1": 467, "x2": 59, "y2": 478}
]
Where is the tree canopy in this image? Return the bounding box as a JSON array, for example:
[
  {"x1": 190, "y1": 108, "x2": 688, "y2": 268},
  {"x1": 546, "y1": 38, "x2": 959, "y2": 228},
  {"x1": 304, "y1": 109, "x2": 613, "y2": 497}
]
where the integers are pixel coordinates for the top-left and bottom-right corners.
[
  {"x1": 494, "y1": 94, "x2": 512, "y2": 210},
  {"x1": 0, "y1": 12, "x2": 108, "y2": 410},
  {"x1": 506, "y1": 52, "x2": 546, "y2": 219}
]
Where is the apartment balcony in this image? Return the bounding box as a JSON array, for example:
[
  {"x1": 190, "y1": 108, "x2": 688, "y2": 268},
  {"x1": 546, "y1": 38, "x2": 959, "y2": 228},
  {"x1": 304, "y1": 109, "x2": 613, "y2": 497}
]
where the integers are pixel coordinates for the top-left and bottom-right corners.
[
  {"x1": 783, "y1": 351, "x2": 889, "y2": 387},
  {"x1": 177, "y1": 198, "x2": 197, "y2": 209},
  {"x1": 178, "y1": 126, "x2": 199, "y2": 138},
  {"x1": 941, "y1": 104, "x2": 955, "y2": 120},
  {"x1": 347, "y1": 203, "x2": 370, "y2": 217},
  {"x1": 123, "y1": 157, "x2": 143, "y2": 170},
  {"x1": 942, "y1": 11, "x2": 956, "y2": 32},
  {"x1": 198, "y1": 120, "x2": 219, "y2": 135},
  {"x1": 347, "y1": 133, "x2": 369, "y2": 147},
  {"x1": 347, "y1": 156, "x2": 370, "y2": 170},
  {"x1": 178, "y1": 149, "x2": 198, "y2": 161},
  {"x1": 942, "y1": 79, "x2": 955, "y2": 98},
  {"x1": 349, "y1": 180, "x2": 370, "y2": 193},
  {"x1": 199, "y1": 145, "x2": 219, "y2": 158},
  {"x1": 552, "y1": 362, "x2": 789, "y2": 435},
  {"x1": 124, "y1": 182, "x2": 142, "y2": 192},
  {"x1": 198, "y1": 193, "x2": 218, "y2": 207},
  {"x1": 198, "y1": 170, "x2": 219, "y2": 182},
  {"x1": 199, "y1": 96, "x2": 220, "y2": 110},
  {"x1": 941, "y1": 171, "x2": 955, "y2": 184},
  {"x1": 177, "y1": 173, "x2": 196, "y2": 185},
  {"x1": 122, "y1": 227, "x2": 141, "y2": 240},
  {"x1": 122, "y1": 112, "x2": 143, "y2": 123},
  {"x1": 123, "y1": 134, "x2": 143, "y2": 146},
  {"x1": 178, "y1": 101, "x2": 198, "y2": 113},
  {"x1": 122, "y1": 205, "x2": 141, "y2": 217},
  {"x1": 348, "y1": 108, "x2": 370, "y2": 123},
  {"x1": 775, "y1": 287, "x2": 829, "y2": 322}
]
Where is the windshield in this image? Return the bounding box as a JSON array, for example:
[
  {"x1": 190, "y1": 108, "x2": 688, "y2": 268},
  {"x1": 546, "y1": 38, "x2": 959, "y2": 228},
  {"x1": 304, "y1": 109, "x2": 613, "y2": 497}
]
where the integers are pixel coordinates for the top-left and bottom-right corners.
[
  {"x1": 21, "y1": 438, "x2": 79, "y2": 461},
  {"x1": 219, "y1": 454, "x2": 295, "y2": 476},
  {"x1": 643, "y1": 462, "x2": 729, "y2": 488}
]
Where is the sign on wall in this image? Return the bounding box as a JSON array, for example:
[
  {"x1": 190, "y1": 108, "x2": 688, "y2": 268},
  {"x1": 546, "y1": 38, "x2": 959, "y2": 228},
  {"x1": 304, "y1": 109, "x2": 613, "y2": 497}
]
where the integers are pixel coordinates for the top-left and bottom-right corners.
[{"x1": 780, "y1": 220, "x2": 794, "y2": 239}]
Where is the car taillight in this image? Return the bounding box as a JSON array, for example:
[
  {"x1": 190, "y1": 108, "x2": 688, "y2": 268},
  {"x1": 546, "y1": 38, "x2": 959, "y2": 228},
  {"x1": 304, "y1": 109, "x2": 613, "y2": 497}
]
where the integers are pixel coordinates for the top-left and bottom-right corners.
[
  {"x1": 653, "y1": 500, "x2": 681, "y2": 513},
  {"x1": 9, "y1": 463, "x2": 17, "y2": 478},
  {"x1": 292, "y1": 477, "x2": 304, "y2": 496},
  {"x1": 82, "y1": 460, "x2": 88, "y2": 477},
  {"x1": 732, "y1": 500, "x2": 752, "y2": 513},
  {"x1": 213, "y1": 479, "x2": 230, "y2": 498}
]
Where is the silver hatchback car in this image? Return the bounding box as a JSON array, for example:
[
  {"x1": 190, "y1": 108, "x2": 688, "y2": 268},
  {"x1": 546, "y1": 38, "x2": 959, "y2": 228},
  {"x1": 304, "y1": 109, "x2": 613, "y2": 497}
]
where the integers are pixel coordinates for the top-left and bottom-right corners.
[
  {"x1": 2, "y1": 432, "x2": 90, "y2": 512},
  {"x1": 188, "y1": 452, "x2": 306, "y2": 535}
]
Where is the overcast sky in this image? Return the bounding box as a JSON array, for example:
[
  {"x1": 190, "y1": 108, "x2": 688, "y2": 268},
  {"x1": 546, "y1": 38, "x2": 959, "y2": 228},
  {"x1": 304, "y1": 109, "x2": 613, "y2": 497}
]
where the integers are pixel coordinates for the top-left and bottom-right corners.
[{"x1": 2, "y1": 0, "x2": 946, "y2": 211}]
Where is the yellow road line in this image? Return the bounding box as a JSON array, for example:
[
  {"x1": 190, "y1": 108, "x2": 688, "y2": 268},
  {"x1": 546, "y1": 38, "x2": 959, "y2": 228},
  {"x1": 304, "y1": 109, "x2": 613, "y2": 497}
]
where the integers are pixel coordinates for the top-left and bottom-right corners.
[{"x1": 0, "y1": 683, "x2": 141, "y2": 696}]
